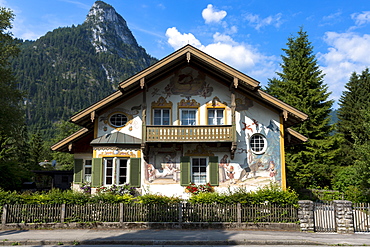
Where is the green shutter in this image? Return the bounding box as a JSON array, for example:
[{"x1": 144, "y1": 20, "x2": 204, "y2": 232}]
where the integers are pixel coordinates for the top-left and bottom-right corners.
[
  {"x1": 209, "y1": 156, "x2": 219, "y2": 186},
  {"x1": 180, "y1": 156, "x2": 191, "y2": 186},
  {"x1": 91, "y1": 158, "x2": 103, "y2": 188},
  {"x1": 129, "y1": 158, "x2": 141, "y2": 187},
  {"x1": 74, "y1": 159, "x2": 83, "y2": 184}
]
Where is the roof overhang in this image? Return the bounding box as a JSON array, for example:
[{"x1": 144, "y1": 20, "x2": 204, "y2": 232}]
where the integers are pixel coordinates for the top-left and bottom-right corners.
[{"x1": 285, "y1": 128, "x2": 308, "y2": 145}]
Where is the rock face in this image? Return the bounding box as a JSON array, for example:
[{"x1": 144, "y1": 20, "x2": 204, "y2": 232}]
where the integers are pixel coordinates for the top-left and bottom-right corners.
[
  {"x1": 86, "y1": 1, "x2": 138, "y2": 53},
  {"x1": 11, "y1": 0, "x2": 157, "y2": 136}
]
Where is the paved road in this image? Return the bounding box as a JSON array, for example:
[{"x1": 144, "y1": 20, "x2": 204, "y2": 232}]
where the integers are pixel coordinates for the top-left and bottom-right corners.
[{"x1": 0, "y1": 229, "x2": 369, "y2": 246}]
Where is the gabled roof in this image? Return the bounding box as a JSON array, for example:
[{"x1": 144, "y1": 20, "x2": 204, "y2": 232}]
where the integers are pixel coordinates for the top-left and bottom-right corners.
[{"x1": 70, "y1": 45, "x2": 308, "y2": 130}]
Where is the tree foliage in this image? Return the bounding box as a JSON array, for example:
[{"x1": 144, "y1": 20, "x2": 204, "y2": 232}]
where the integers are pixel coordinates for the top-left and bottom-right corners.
[
  {"x1": 265, "y1": 28, "x2": 338, "y2": 190},
  {"x1": 0, "y1": 7, "x2": 23, "y2": 133},
  {"x1": 336, "y1": 68, "x2": 370, "y2": 166}
]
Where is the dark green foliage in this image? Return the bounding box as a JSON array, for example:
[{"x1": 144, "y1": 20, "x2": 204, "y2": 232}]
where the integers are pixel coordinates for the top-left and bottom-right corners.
[
  {"x1": 0, "y1": 7, "x2": 24, "y2": 134},
  {"x1": 188, "y1": 184, "x2": 299, "y2": 206},
  {"x1": 265, "y1": 28, "x2": 338, "y2": 190},
  {"x1": 336, "y1": 69, "x2": 370, "y2": 165}
]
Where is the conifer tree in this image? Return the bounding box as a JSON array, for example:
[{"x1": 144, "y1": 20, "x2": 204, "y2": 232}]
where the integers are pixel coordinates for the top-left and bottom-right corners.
[
  {"x1": 266, "y1": 28, "x2": 338, "y2": 190},
  {"x1": 336, "y1": 68, "x2": 370, "y2": 165}
]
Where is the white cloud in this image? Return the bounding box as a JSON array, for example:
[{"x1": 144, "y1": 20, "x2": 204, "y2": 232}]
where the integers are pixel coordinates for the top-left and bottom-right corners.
[
  {"x1": 165, "y1": 27, "x2": 278, "y2": 82},
  {"x1": 318, "y1": 31, "x2": 370, "y2": 105},
  {"x1": 165, "y1": 27, "x2": 202, "y2": 50},
  {"x1": 202, "y1": 4, "x2": 227, "y2": 24},
  {"x1": 244, "y1": 13, "x2": 282, "y2": 30},
  {"x1": 351, "y1": 11, "x2": 370, "y2": 26}
]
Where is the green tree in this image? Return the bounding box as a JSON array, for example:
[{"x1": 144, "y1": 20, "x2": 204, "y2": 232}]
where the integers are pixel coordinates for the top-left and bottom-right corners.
[
  {"x1": 0, "y1": 7, "x2": 23, "y2": 133},
  {"x1": 336, "y1": 68, "x2": 370, "y2": 166},
  {"x1": 265, "y1": 28, "x2": 338, "y2": 190},
  {"x1": 29, "y1": 130, "x2": 45, "y2": 169},
  {"x1": 49, "y1": 120, "x2": 80, "y2": 170}
]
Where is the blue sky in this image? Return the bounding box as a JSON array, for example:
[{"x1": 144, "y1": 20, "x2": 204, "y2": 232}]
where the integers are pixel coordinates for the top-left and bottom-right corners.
[{"x1": 2, "y1": 0, "x2": 370, "y2": 109}]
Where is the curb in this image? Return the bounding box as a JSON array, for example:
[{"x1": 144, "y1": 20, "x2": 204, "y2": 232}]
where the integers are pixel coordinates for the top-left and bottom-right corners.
[{"x1": 1, "y1": 239, "x2": 326, "y2": 246}]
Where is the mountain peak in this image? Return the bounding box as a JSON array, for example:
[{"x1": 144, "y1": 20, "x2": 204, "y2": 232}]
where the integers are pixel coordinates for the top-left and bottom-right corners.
[{"x1": 85, "y1": 1, "x2": 138, "y2": 53}]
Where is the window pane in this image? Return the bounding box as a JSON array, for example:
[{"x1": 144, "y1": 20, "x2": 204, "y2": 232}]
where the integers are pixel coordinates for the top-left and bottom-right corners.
[
  {"x1": 192, "y1": 158, "x2": 207, "y2": 184},
  {"x1": 118, "y1": 159, "x2": 127, "y2": 184},
  {"x1": 182, "y1": 109, "x2": 196, "y2": 125}
]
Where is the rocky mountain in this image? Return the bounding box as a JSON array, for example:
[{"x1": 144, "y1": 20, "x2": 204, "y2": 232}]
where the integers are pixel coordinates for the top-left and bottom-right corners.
[{"x1": 11, "y1": 1, "x2": 157, "y2": 138}]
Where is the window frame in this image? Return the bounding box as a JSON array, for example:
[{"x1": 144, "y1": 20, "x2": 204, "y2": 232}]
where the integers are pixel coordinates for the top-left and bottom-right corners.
[
  {"x1": 180, "y1": 108, "x2": 197, "y2": 126},
  {"x1": 207, "y1": 108, "x2": 224, "y2": 125},
  {"x1": 108, "y1": 112, "x2": 129, "y2": 128},
  {"x1": 84, "y1": 160, "x2": 92, "y2": 183},
  {"x1": 191, "y1": 157, "x2": 208, "y2": 184},
  {"x1": 103, "y1": 157, "x2": 130, "y2": 186},
  {"x1": 153, "y1": 108, "x2": 171, "y2": 125},
  {"x1": 249, "y1": 133, "x2": 268, "y2": 154}
]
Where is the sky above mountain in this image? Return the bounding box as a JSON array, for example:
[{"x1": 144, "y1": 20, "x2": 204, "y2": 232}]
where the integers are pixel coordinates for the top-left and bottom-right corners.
[{"x1": 2, "y1": 0, "x2": 370, "y2": 109}]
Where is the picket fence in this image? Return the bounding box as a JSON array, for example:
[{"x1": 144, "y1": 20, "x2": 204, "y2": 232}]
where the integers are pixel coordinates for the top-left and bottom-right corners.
[{"x1": 1, "y1": 203, "x2": 298, "y2": 224}]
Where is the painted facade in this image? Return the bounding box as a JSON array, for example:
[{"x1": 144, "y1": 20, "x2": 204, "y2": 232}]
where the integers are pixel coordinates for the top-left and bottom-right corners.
[{"x1": 52, "y1": 45, "x2": 308, "y2": 198}]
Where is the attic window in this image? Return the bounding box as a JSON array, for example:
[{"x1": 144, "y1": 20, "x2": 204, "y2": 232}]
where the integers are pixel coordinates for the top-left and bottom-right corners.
[
  {"x1": 250, "y1": 134, "x2": 267, "y2": 154},
  {"x1": 109, "y1": 113, "x2": 128, "y2": 128}
]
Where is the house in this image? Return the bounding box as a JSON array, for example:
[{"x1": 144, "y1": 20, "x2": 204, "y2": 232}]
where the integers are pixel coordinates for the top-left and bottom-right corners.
[{"x1": 51, "y1": 45, "x2": 308, "y2": 197}]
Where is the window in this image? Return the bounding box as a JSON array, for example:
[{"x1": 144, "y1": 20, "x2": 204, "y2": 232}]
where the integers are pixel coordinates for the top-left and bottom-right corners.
[
  {"x1": 208, "y1": 109, "x2": 224, "y2": 125},
  {"x1": 250, "y1": 134, "x2": 267, "y2": 154},
  {"x1": 84, "y1": 160, "x2": 92, "y2": 183},
  {"x1": 192, "y1": 157, "x2": 207, "y2": 184},
  {"x1": 104, "y1": 158, "x2": 114, "y2": 185},
  {"x1": 153, "y1": 109, "x2": 170, "y2": 125},
  {"x1": 117, "y1": 159, "x2": 128, "y2": 184},
  {"x1": 109, "y1": 113, "x2": 128, "y2": 128},
  {"x1": 104, "y1": 158, "x2": 129, "y2": 185},
  {"x1": 181, "y1": 109, "x2": 196, "y2": 125}
]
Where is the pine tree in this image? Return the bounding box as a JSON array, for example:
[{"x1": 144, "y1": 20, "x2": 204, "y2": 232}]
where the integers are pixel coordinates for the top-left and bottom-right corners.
[
  {"x1": 336, "y1": 68, "x2": 370, "y2": 166},
  {"x1": 265, "y1": 28, "x2": 338, "y2": 190}
]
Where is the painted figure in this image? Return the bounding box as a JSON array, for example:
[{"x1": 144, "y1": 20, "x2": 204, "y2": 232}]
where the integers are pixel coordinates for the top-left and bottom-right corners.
[
  {"x1": 219, "y1": 154, "x2": 228, "y2": 182},
  {"x1": 226, "y1": 163, "x2": 235, "y2": 184}
]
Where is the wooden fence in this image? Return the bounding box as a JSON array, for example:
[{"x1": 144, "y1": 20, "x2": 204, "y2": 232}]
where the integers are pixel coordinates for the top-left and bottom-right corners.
[{"x1": 1, "y1": 203, "x2": 298, "y2": 224}]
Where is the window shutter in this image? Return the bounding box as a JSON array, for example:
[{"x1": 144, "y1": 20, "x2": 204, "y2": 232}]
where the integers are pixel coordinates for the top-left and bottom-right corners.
[
  {"x1": 180, "y1": 156, "x2": 191, "y2": 186},
  {"x1": 129, "y1": 158, "x2": 141, "y2": 187},
  {"x1": 91, "y1": 158, "x2": 103, "y2": 188},
  {"x1": 73, "y1": 159, "x2": 83, "y2": 184},
  {"x1": 208, "y1": 156, "x2": 219, "y2": 186}
]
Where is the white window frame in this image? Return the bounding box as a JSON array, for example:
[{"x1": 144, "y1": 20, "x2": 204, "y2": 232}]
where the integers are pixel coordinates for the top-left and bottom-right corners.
[
  {"x1": 84, "y1": 160, "x2": 92, "y2": 183},
  {"x1": 191, "y1": 157, "x2": 208, "y2": 184},
  {"x1": 116, "y1": 158, "x2": 128, "y2": 185},
  {"x1": 208, "y1": 109, "x2": 224, "y2": 125},
  {"x1": 153, "y1": 108, "x2": 170, "y2": 125},
  {"x1": 109, "y1": 113, "x2": 128, "y2": 128},
  {"x1": 250, "y1": 134, "x2": 268, "y2": 154},
  {"x1": 104, "y1": 157, "x2": 130, "y2": 186},
  {"x1": 180, "y1": 109, "x2": 197, "y2": 126}
]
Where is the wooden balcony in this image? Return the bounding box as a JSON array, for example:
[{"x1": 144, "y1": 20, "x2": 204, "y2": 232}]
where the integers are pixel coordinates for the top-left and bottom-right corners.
[{"x1": 145, "y1": 125, "x2": 235, "y2": 143}]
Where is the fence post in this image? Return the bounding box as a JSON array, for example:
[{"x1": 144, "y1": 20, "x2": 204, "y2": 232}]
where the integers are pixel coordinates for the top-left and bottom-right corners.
[
  {"x1": 334, "y1": 200, "x2": 354, "y2": 234},
  {"x1": 178, "y1": 203, "x2": 183, "y2": 228},
  {"x1": 60, "y1": 204, "x2": 66, "y2": 223},
  {"x1": 1, "y1": 204, "x2": 7, "y2": 228},
  {"x1": 119, "y1": 203, "x2": 124, "y2": 227},
  {"x1": 237, "y1": 203, "x2": 241, "y2": 226},
  {"x1": 298, "y1": 200, "x2": 314, "y2": 232}
]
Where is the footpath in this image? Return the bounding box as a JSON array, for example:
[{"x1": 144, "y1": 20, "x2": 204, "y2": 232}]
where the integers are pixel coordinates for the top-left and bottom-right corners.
[{"x1": 0, "y1": 229, "x2": 369, "y2": 246}]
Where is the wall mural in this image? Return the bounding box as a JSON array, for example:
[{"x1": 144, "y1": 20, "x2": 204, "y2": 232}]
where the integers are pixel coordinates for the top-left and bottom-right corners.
[
  {"x1": 143, "y1": 68, "x2": 282, "y2": 189},
  {"x1": 158, "y1": 67, "x2": 214, "y2": 99}
]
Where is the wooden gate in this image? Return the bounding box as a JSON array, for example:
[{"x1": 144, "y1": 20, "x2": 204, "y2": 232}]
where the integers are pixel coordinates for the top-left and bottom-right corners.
[
  {"x1": 353, "y1": 203, "x2": 370, "y2": 232},
  {"x1": 313, "y1": 202, "x2": 336, "y2": 232}
]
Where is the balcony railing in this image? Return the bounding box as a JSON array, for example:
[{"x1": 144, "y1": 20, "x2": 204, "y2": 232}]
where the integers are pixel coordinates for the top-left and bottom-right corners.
[{"x1": 145, "y1": 125, "x2": 234, "y2": 142}]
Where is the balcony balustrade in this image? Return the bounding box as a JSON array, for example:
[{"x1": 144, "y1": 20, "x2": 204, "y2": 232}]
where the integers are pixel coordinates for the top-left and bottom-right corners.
[{"x1": 145, "y1": 125, "x2": 234, "y2": 142}]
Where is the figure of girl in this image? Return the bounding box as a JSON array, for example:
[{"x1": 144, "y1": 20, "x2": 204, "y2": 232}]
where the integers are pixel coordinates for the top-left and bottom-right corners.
[
  {"x1": 268, "y1": 160, "x2": 277, "y2": 181},
  {"x1": 219, "y1": 154, "x2": 228, "y2": 183},
  {"x1": 226, "y1": 163, "x2": 235, "y2": 184}
]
